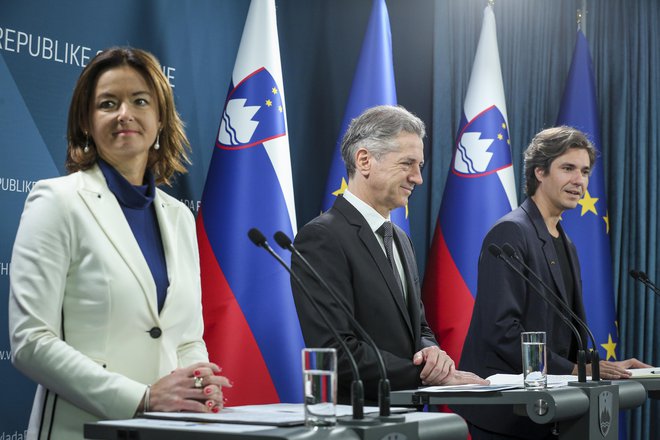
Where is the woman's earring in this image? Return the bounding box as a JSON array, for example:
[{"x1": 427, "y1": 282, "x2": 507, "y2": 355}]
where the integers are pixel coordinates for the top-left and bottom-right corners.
[
  {"x1": 83, "y1": 133, "x2": 90, "y2": 153},
  {"x1": 154, "y1": 133, "x2": 160, "y2": 150}
]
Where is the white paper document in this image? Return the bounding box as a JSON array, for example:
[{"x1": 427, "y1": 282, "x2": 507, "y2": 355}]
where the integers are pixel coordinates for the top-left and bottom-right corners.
[
  {"x1": 415, "y1": 368, "x2": 659, "y2": 395},
  {"x1": 144, "y1": 404, "x2": 303, "y2": 426},
  {"x1": 142, "y1": 403, "x2": 409, "y2": 427},
  {"x1": 417, "y1": 383, "x2": 521, "y2": 393},
  {"x1": 487, "y1": 373, "x2": 583, "y2": 388},
  {"x1": 418, "y1": 374, "x2": 584, "y2": 393},
  {"x1": 98, "y1": 418, "x2": 272, "y2": 433},
  {"x1": 626, "y1": 367, "x2": 660, "y2": 378}
]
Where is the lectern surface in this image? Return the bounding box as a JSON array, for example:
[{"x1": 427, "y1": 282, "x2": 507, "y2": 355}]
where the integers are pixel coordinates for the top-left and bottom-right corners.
[{"x1": 84, "y1": 411, "x2": 468, "y2": 440}]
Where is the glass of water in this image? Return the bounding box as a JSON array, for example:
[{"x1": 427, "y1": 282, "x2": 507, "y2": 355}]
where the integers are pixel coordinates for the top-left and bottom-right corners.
[
  {"x1": 302, "y1": 348, "x2": 337, "y2": 427},
  {"x1": 521, "y1": 331, "x2": 547, "y2": 389}
]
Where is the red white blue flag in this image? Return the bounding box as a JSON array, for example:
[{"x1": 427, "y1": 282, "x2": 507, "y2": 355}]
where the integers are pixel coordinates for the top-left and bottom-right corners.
[
  {"x1": 422, "y1": 5, "x2": 517, "y2": 363},
  {"x1": 197, "y1": 0, "x2": 304, "y2": 406}
]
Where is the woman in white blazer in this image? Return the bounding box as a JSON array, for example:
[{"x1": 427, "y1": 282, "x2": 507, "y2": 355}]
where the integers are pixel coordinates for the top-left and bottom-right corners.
[{"x1": 9, "y1": 47, "x2": 230, "y2": 440}]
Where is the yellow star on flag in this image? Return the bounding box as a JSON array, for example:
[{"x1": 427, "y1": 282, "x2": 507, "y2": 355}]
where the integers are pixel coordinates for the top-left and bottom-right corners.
[
  {"x1": 332, "y1": 178, "x2": 348, "y2": 197},
  {"x1": 501, "y1": 122, "x2": 506, "y2": 129},
  {"x1": 265, "y1": 99, "x2": 273, "y2": 107},
  {"x1": 578, "y1": 189, "x2": 598, "y2": 216},
  {"x1": 497, "y1": 133, "x2": 503, "y2": 140},
  {"x1": 272, "y1": 87, "x2": 278, "y2": 94},
  {"x1": 278, "y1": 105, "x2": 283, "y2": 113},
  {"x1": 603, "y1": 210, "x2": 610, "y2": 234},
  {"x1": 601, "y1": 334, "x2": 617, "y2": 361}
]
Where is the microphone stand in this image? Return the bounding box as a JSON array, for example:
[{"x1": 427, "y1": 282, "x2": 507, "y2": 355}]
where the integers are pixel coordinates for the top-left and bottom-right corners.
[
  {"x1": 502, "y1": 244, "x2": 601, "y2": 382},
  {"x1": 488, "y1": 244, "x2": 587, "y2": 383},
  {"x1": 630, "y1": 270, "x2": 660, "y2": 298},
  {"x1": 274, "y1": 231, "x2": 404, "y2": 422},
  {"x1": 247, "y1": 228, "x2": 367, "y2": 422}
]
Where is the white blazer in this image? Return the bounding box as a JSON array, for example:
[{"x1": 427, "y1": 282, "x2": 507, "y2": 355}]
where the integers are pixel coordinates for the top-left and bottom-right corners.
[{"x1": 9, "y1": 165, "x2": 208, "y2": 439}]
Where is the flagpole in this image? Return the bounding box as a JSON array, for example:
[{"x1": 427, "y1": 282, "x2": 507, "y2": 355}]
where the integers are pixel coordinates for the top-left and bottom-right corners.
[{"x1": 578, "y1": 0, "x2": 587, "y2": 35}]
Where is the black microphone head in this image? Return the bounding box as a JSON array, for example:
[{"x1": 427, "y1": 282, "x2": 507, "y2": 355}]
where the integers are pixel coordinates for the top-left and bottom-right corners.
[
  {"x1": 247, "y1": 228, "x2": 268, "y2": 247},
  {"x1": 629, "y1": 269, "x2": 640, "y2": 280},
  {"x1": 502, "y1": 243, "x2": 516, "y2": 258},
  {"x1": 273, "y1": 231, "x2": 292, "y2": 249},
  {"x1": 638, "y1": 271, "x2": 650, "y2": 281},
  {"x1": 487, "y1": 243, "x2": 502, "y2": 257}
]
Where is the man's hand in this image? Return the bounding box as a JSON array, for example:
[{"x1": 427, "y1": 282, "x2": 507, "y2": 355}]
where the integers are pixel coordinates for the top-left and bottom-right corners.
[
  {"x1": 572, "y1": 358, "x2": 652, "y2": 379},
  {"x1": 598, "y1": 358, "x2": 652, "y2": 379},
  {"x1": 438, "y1": 370, "x2": 490, "y2": 386},
  {"x1": 412, "y1": 346, "x2": 454, "y2": 385}
]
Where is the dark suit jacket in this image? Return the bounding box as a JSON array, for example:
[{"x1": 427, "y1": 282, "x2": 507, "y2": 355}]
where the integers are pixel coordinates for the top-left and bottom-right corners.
[
  {"x1": 291, "y1": 195, "x2": 438, "y2": 402},
  {"x1": 456, "y1": 198, "x2": 588, "y2": 438}
]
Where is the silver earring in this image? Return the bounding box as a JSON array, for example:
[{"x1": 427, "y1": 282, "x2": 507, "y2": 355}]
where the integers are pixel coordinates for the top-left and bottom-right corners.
[
  {"x1": 83, "y1": 133, "x2": 90, "y2": 153},
  {"x1": 154, "y1": 134, "x2": 160, "y2": 150}
]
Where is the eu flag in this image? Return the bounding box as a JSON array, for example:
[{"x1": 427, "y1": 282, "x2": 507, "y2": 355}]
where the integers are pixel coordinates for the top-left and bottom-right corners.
[
  {"x1": 422, "y1": 5, "x2": 517, "y2": 363},
  {"x1": 320, "y1": 0, "x2": 409, "y2": 232},
  {"x1": 556, "y1": 30, "x2": 619, "y2": 363},
  {"x1": 197, "y1": 0, "x2": 304, "y2": 406}
]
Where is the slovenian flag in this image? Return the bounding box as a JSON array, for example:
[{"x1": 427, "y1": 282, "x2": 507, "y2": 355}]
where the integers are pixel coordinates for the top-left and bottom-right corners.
[
  {"x1": 422, "y1": 4, "x2": 517, "y2": 364},
  {"x1": 196, "y1": 0, "x2": 304, "y2": 406},
  {"x1": 320, "y1": 0, "x2": 409, "y2": 233}
]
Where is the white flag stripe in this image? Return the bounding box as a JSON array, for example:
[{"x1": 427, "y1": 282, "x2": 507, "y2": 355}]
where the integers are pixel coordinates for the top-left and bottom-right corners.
[
  {"x1": 463, "y1": 5, "x2": 509, "y2": 127},
  {"x1": 232, "y1": 0, "x2": 296, "y2": 232},
  {"x1": 497, "y1": 167, "x2": 518, "y2": 210},
  {"x1": 464, "y1": 5, "x2": 516, "y2": 206}
]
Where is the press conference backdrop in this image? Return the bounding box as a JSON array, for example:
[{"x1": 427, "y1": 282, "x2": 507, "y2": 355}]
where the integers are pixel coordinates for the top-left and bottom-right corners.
[{"x1": 1, "y1": 0, "x2": 658, "y2": 438}]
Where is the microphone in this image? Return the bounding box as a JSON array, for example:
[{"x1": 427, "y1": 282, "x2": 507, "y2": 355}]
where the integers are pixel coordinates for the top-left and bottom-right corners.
[
  {"x1": 247, "y1": 228, "x2": 366, "y2": 421},
  {"x1": 630, "y1": 269, "x2": 660, "y2": 297},
  {"x1": 274, "y1": 230, "x2": 400, "y2": 421},
  {"x1": 501, "y1": 243, "x2": 601, "y2": 382},
  {"x1": 487, "y1": 244, "x2": 588, "y2": 383}
]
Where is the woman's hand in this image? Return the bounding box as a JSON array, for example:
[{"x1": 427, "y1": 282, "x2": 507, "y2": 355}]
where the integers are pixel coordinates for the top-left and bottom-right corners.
[{"x1": 143, "y1": 362, "x2": 231, "y2": 414}]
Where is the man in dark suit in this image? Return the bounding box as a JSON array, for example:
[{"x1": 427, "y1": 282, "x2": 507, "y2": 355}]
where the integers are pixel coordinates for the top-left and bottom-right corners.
[
  {"x1": 291, "y1": 105, "x2": 486, "y2": 402},
  {"x1": 458, "y1": 126, "x2": 649, "y2": 439}
]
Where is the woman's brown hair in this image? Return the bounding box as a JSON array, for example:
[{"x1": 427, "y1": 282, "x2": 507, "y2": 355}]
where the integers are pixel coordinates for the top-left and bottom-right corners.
[{"x1": 65, "y1": 47, "x2": 190, "y2": 185}]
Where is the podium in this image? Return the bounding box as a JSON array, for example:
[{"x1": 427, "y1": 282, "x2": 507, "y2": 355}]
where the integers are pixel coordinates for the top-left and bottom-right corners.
[
  {"x1": 391, "y1": 380, "x2": 649, "y2": 440},
  {"x1": 84, "y1": 411, "x2": 468, "y2": 440},
  {"x1": 623, "y1": 377, "x2": 660, "y2": 399},
  {"x1": 83, "y1": 379, "x2": 659, "y2": 439}
]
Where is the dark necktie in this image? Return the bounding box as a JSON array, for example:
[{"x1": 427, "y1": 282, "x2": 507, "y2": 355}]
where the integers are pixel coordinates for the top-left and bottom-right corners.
[{"x1": 377, "y1": 221, "x2": 405, "y2": 298}]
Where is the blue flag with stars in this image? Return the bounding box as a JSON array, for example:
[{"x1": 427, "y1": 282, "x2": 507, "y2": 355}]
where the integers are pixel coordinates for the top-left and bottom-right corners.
[
  {"x1": 557, "y1": 30, "x2": 619, "y2": 363},
  {"x1": 320, "y1": 0, "x2": 409, "y2": 233}
]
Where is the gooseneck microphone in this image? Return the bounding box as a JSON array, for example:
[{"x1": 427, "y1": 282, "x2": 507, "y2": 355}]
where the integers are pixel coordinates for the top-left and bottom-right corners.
[
  {"x1": 488, "y1": 244, "x2": 588, "y2": 383},
  {"x1": 630, "y1": 269, "x2": 660, "y2": 298},
  {"x1": 273, "y1": 230, "x2": 398, "y2": 420},
  {"x1": 247, "y1": 228, "x2": 366, "y2": 420},
  {"x1": 501, "y1": 243, "x2": 601, "y2": 382}
]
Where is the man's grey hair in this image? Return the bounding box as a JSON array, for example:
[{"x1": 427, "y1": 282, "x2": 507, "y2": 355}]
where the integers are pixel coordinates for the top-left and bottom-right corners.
[{"x1": 341, "y1": 105, "x2": 426, "y2": 178}]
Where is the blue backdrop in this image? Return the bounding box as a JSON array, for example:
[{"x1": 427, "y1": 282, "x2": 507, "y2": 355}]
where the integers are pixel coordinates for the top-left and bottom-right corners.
[
  {"x1": 1, "y1": 0, "x2": 658, "y2": 438},
  {"x1": 0, "y1": 0, "x2": 251, "y2": 434}
]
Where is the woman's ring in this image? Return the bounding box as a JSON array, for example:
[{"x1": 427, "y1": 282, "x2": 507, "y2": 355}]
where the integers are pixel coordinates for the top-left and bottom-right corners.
[{"x1": 194, "y1": 376, "x2": 204, "y2": 389}]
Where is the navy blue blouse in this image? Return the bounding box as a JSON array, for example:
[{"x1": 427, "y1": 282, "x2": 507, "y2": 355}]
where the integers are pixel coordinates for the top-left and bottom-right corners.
[{"x1": 98, "y1": 159, "x2": 169, "y2": 313}]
